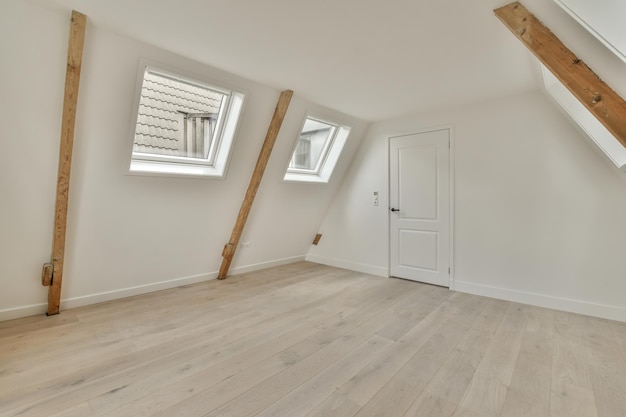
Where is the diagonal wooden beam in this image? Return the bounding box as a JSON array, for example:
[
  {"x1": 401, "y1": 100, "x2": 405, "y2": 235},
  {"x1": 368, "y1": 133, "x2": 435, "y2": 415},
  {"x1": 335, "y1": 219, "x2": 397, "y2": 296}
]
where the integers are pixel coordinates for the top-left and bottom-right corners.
[
  {"x1": 218, "y1": 90, "x2": 294, "y2": 279},
  {"x1": 45, "y1": 10, "x2": 87, "y2": 315},
  {"x1": 495, "y1": 2, "x2": 626, "y2": 149}
]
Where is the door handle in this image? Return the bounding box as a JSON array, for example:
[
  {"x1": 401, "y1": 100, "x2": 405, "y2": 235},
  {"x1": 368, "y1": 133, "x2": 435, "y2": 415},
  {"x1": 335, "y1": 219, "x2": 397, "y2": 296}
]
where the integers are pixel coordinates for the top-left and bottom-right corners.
[{"x1": 390, "y1": 208, "x2": 400, "y2": 212}]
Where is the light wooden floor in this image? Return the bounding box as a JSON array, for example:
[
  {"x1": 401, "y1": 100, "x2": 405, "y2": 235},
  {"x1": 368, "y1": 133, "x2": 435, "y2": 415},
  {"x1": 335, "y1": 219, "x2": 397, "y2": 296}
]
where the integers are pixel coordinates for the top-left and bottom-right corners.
[{"x1": 1, "y1": 262, "x2": 625, "y2": 417}]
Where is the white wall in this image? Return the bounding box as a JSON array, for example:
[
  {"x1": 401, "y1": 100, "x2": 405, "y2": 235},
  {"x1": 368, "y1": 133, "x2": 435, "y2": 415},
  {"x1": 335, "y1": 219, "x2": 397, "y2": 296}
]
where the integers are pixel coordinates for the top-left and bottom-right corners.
[
  {"x1": 0, "y1": 1, "x2": 368, "y2": 320},
  {"x1": 308, "y1": 90, "x2": 626, "y2": 321}
]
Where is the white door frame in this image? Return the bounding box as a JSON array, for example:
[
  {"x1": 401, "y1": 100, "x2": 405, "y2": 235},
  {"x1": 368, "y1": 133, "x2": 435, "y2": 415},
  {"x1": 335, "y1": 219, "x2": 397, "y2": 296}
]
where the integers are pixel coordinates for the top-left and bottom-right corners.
[{"x1": 388, "y1": 126, "x2": 455, "y2": 290}]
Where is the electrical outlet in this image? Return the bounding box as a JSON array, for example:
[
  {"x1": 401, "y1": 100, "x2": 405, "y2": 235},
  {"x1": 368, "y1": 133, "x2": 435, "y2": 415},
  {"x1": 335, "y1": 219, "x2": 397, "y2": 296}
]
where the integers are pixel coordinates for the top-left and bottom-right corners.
[{"x1": 240, "y1": 242, "x2": 252, "y2": 248}]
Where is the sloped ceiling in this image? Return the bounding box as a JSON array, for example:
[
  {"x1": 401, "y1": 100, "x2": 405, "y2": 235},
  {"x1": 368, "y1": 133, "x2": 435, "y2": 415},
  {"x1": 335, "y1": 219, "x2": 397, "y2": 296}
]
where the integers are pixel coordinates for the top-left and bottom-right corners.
[{"x1": 26, "y1": 0, "x2": 540, "y2": 121}]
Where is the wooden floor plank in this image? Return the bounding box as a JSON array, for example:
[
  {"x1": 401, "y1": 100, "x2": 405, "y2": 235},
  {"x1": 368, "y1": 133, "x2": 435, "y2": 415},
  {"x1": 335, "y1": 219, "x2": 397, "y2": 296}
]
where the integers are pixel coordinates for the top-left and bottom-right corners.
[
  {"x1": 108, "y1": 274, "x2": 414, "y2": 417},
  {"x1": 161, "y1": 283, "x2": 419, "y2": 417},
  {"x1": 304, "y1": 291, "x2": 474, "y2": 417},
  {"x1": 403, "y1": 298, "x2": 508, "y2": 417},
  {"x1": 453, "y1": 302, "x2": 529, "y2": 417},
  {"x1": 1, "y1": 261, "x2": 625, "y2": 417},
  {"x1": 352, "y1": 294, "x2": 484, "y2": 417},
  {"x1": 254, "y1": 335, "x2": 393, "y2": 417},
  {"x1": 500, "y1": 321, "x2": 554, "y2": 417},
  {"x1": 578, "y1": 316, "x2": 626, "y2": 417},
  {"x1": 3, "y1": 270, "x2": 385, "y2": 416},
  {"x1": 551, "y1": 311, "x2": 598, "y2": 417}
]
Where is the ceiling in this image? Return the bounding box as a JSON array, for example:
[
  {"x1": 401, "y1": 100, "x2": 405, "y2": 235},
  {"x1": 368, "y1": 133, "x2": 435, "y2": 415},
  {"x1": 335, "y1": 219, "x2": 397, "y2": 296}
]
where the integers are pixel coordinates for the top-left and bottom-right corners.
[{"x1": 26, "y1": 0, "x2": 541, "y2": 122}]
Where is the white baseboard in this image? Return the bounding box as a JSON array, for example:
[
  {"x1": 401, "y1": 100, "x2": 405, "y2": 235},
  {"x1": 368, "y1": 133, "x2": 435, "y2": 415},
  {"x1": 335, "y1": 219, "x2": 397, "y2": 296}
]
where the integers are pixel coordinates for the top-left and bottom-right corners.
[
  {"x1": 229, "y1": 255, "x2": 305, "y2": 275},
  {"x1": 305, "y1": 254, "x2": 388, "y2": 277},
  {"x1": 0, "y1": 303, "x2": 49, "y2": 321},
  {"x1": 0, "y1": 256, "x2": 305, "y2": 322},
  {"x1": 62, "y1": 272, "x2": 217, "y2": 310},
  {"x1": 454, "y1": 280, "x2": 626, "y2": 323},
  {"x1": 0, "y1": 272, "x2": 217, "y2": 322}
]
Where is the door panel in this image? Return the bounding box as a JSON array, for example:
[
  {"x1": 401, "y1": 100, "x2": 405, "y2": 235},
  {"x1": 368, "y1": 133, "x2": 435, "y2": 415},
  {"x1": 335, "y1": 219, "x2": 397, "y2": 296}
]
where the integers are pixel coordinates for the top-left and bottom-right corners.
[
  {"x1": 398, "y1": 230, "x2": 438, "y2": 271},
  {"x1": 399, "y1": 145, "x2": 438, "y2": 220},
  {"x1": 390, "y1": 129, "x2": 450, "y2": 287}
]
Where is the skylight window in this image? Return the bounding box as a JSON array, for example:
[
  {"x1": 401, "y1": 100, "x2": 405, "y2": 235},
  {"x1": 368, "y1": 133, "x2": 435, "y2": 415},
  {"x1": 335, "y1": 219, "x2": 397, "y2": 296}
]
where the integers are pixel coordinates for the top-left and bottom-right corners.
[
  {"x1": 284, "y1": 116, "x2": 351, "y2": 183},
  {"x1": 129, "y1": 65, "x2": 245, "y2": 177}
]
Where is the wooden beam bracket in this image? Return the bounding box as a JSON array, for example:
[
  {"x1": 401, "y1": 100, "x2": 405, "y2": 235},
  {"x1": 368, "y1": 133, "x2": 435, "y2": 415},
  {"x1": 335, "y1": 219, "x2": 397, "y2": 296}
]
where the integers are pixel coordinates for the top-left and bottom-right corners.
[
  {"x1": 41, "y1": 263, "x2": 54, "y2": 287},
  {"x1": 222, "y1": 243, "x2": 235, "y2": 258}
]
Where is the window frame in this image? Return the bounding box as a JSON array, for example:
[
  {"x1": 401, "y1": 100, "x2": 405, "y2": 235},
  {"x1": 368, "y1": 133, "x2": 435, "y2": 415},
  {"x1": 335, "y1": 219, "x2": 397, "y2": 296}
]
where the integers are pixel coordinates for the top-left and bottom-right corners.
[
  {"x1": 128, "y1": 60, "x2": 246, "y2": 178},
  {"x1": 287, "y1": 117, "x2": 338, "y2": 175},
  {"x1": 284, "y1": 114, "x2": 351, "y2": 183}
]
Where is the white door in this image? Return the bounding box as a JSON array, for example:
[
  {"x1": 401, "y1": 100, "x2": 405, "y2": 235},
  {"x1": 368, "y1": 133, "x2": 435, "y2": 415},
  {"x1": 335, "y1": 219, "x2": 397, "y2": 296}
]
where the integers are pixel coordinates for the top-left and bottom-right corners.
[{"x1": 389, "y1": 129, "x2": 450, "y2": 287}]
